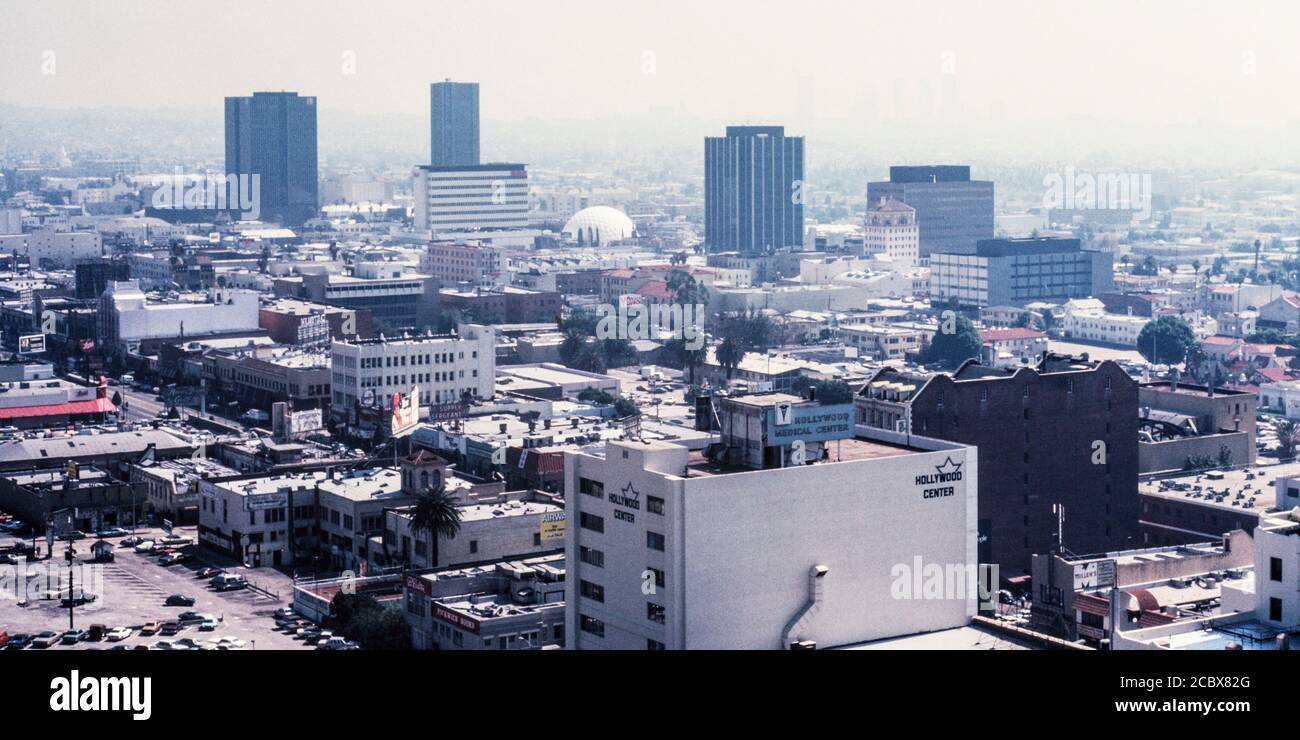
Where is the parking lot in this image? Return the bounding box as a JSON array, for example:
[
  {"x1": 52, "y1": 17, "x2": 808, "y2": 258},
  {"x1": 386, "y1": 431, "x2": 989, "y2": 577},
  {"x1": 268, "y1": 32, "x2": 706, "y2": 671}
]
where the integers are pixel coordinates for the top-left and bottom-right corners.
[{"x1": 2, "y1": 524, "x2": 315, "y2": 651}]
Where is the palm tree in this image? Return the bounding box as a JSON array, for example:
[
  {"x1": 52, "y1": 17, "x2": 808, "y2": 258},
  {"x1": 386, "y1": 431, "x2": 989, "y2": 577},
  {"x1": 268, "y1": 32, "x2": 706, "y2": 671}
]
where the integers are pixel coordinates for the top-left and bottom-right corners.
[
  {"x1": 716, "y1": 336, "x2": 743, "y2": 380},
  {"x1": 408, "y1": 481, "x2": 462, "y2": 569},
  {"x1": 1276, "y1": 420, "x2": 1300, "y2": 461}
]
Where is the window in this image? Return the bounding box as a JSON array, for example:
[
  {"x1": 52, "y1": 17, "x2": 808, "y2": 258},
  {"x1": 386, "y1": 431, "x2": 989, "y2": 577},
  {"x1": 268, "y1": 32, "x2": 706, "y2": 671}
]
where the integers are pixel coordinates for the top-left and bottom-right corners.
[
  {"x1": 1270, "y1": 557, "x2": 1283, "y2": 582},
  {"x1": 647, "y1": 602, "x2": 666, "y2": 624},
  {"x1": 647, "y1": 496, "x2": 665, "y2": 515},
  {"x1": 469, "y1": 540, "x2": 478, "y2": 554},
  {"x1": 647, "y1": 566, "x2": 665, "y2": 589},
  {"x1": 580, "y1": 580, "x2": 605, "y2": 603},
  {"x1": 1269, "y1": 597, "x2": 1283, "y2": 622},
  {"x1": 646, "y1": 531, "x2": 665, "y2": 551},
  {"x1": 579, "y1": 478, "x2": 604, "y2": 498},
  {"x1": 579, "y1": 546, "x2": 605, "y2": 568},
  {"x1": 579, "y1": 614, "x2": 605, "y2": 638},
  {"x1": 579, "y1": 512, "x2": 604, "y2": 533}
]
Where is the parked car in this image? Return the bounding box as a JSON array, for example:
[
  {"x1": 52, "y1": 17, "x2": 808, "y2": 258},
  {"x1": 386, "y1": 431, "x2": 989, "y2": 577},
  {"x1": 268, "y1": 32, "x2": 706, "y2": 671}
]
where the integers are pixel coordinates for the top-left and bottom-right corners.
[
  {"x1": 32, "y1": 631, "x2": 60, "y2": 648},
  {"x1": 165, "y1": 594, "x2": 195, "y2": 607},
  {"x1": 0, "y1": 630, "x2": 8, "y2": 648},
  {"x1": 95, "y1": 527, "x2": 129, "y2": 538},
  {"x1": 139, "y1": 621, "x2": 162, "y2": 636},
  {"x1": 317, "y1": 636, "x2": 349, "y2": 651},
  {"x1": 199, "y1": 618, "x2": 218, "y2": 631},
  {"x1": 159, "y1": 553, "x2": 187, "y2": 566},
  {"x1": 55, "y1": 530, "x2": 86, "y2": 541},
  {"x1": 151, "y1": 640, "x2": 174, "y2": 650},
  {"x1": 196, "y1": 567, "x2": 223, "y2": 579},
  {"x1": 160, "y1": 622, "x2": 182, "y2": 636},
  {"x1": 134, "y1": 541, "x2": 156, "y2": 554},
  {"x1": 61, "y1": 629, "x2": 88, "y2": 644},
  {"x1": 105, "y1": 627, "x2": 132, "y2": 642},
  {"x1": 87, "y1": 624, "x2": 108, "y2": 641},
  {"x1": 174, "y1": 638, "x2": 201, "y2": 650},
  {"x1": 121, "y1": 535, "x2": 145, "y2": 547},
  {"x1": 274, "y1": 606, "x2": 296, "y2": 620},
  {"x1": 158, "y1": 535, "x2": 192, "y2": 547},
  {"x1": 152, "y1": 547, "x2": 178, "y2": 557},
  {"x1": 6, "y1": 633, "x2": 33, "y2": 649},
  {"x1": 211, "y1": 573, "x2": 247, "y2": 592}
]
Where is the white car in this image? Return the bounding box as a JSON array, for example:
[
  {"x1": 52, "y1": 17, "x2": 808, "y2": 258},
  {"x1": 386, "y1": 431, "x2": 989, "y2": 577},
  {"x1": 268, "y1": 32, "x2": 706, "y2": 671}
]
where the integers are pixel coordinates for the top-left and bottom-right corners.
[
  {"x1": 134, "y1": 540, "x2": 156, "y2": 554},
  {"x1": 105, "y1": 627, "x2": 133, "y2": 642}
]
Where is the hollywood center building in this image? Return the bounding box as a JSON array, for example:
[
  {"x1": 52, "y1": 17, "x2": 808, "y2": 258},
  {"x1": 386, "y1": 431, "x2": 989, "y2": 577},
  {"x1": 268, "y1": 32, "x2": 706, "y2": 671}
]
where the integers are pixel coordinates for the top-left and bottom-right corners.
[{"x1": 564, "y1": 393, "x2": 979, "y2": 650}]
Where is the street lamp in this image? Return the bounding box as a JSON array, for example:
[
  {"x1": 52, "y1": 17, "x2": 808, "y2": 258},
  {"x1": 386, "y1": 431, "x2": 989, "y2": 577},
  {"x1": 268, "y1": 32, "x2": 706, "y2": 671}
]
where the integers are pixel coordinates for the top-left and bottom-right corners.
[{"x1": 64, "y1": 543, "x2": 77, "y2": 630}]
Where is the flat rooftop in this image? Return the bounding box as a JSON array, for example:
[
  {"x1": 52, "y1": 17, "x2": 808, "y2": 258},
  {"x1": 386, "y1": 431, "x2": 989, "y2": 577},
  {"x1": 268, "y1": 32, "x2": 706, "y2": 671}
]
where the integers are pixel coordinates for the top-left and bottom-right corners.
[
  {"x1": 684, "y1": 435, "x2": 920, "y2": 478},
  {"x1": 1140, "y1": 463, "x2": 1297, "y2": 515}
]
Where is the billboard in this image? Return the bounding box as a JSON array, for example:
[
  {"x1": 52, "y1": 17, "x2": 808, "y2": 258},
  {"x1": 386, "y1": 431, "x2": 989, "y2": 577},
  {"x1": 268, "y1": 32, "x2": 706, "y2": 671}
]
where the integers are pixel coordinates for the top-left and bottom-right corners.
[
  {"x1": 1073, "y1": 559, "x2": 1117, "y2": 590},
  {"x1": 288, "y1": 408, "x2": 323, "y2": 436},
  {"x1": 18, "y1": 334, "x2": 46, "y2": 354},
  {"x1": 427, "y1": 402, "x2": 466, "y2": 422},
  {"x1": 764, "y1": 402, "x2": 854, "y2": 445},
  {"x1": 390, "y1": 385, "x2": 420, "y2": 438},
  {"x1": 540, "y1": 511, "x2": 566, "y2": 542}
]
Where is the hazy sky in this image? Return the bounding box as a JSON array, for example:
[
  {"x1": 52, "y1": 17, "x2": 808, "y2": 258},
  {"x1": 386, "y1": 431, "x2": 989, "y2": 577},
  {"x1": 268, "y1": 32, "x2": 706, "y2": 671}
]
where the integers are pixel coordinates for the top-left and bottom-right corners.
[{"x1": 3, "y1": 0, "x2": 1300, "y2": 164}]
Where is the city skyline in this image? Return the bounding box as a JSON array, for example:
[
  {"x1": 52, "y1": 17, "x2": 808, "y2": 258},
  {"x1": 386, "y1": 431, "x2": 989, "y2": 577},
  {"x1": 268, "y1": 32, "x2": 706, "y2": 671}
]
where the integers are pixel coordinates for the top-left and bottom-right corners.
[{"x1": 4, "y1": 1, "x2": 1300, "y2": 166}]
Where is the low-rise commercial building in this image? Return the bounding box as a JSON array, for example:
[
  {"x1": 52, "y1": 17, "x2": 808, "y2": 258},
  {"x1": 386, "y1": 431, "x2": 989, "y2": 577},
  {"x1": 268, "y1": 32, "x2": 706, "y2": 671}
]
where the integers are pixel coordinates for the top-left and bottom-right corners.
[{"x1": 404, "y1": 554, "x2": 566, "y2": 650}]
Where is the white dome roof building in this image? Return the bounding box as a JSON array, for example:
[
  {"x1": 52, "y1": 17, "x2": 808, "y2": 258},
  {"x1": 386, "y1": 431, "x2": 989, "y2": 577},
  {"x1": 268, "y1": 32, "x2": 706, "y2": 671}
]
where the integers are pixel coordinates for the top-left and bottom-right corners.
[{"x1": 562, "y1": 206, "x2": 636, "y2": 246}]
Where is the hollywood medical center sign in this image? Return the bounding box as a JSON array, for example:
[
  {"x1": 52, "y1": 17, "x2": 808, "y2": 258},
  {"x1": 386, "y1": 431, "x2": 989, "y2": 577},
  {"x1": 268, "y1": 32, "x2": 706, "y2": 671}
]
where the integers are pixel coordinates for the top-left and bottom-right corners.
[{"x1": 764, "y1": 402, "x2": 855, "y2": 445}]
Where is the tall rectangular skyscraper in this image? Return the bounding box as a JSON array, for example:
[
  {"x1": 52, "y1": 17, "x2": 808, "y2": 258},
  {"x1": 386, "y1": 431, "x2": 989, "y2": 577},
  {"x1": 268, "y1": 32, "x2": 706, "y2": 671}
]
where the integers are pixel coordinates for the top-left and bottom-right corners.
[
  {"x1": 866, "y1": 165, "x2": 994, "y2": 258},
  {"x1": 705, "y1": 125, "x2": 804, "y2": 254},
  {"x1": 430, "y1": 80, "x2": 480, "y2": 167},
  {"x1": 224, "y1": 91, "x2": 319, "y2": 226}
]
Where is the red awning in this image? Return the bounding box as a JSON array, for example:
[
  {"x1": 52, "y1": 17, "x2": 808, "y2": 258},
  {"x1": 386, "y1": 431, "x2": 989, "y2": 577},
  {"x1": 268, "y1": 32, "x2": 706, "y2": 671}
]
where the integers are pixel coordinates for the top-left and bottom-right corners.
[{"x1": 0, "y1": 397, "x2": 116, "y2": 420}]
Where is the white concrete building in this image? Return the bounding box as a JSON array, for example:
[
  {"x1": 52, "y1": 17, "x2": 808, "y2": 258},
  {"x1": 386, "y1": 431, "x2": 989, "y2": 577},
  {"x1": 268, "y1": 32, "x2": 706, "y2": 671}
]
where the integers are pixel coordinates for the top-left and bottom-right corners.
[
  {"x1": 198, "y1": 471, "x2": 324, "y2": 568},
  {"x1": 97, "y1": 280, "x2": 262, "y2": 355},
  {"x1": 1259, "y1": 379, "x2": 1300, "y2": 419},
  {"x1": 0, "y1": 229, "x2": 102, "y2": 268},
  {"x1": 863, "y1": 199, "x2": 919, "y2": 267},
  {"x1": 330, "y1": 324, "x2": 495, "y2": 419},
  {"x1": 565, "y1": 394, "x2": 979, "y2": 650},
  {"x1": 413, "y1": 163, "x2": 530, "y2": 234}
]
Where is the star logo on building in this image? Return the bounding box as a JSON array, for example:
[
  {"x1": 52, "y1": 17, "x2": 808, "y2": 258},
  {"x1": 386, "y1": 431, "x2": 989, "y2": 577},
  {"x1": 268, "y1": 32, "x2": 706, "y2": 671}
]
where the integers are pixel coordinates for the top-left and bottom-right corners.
[
  {"x1": 621, "y1": 482, "x2": 640, "y2": 503},
  {"x1": 935, "y1": 457, "x2": 963, "y2": 476}
]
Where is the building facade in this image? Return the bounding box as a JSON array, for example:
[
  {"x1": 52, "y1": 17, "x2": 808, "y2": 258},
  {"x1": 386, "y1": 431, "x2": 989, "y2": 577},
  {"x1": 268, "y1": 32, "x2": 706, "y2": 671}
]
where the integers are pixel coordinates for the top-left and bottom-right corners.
[
  {"x1": 704, "y1": 125, "x2": 804, "y2": 254},
  {"x1": 930, "y1": 237, "x2": 1115, "y2": 309},
  {"x1": 865, "y1": 165, "x2": 994, "y2": 258},
  {"x1": 857, "y1": 355, "x2": 1141, "y2": 575},
  {"x1": 412, "y1": 164, "x2": 530, "y2": 234},
  {"x1": 329, "y1": 324, "x2": 495, "y2": 421},
  {"x1": 429, "y1": 80, "x2": 480, "y2": 168},
  {"x1": 224, "y1": 91, "x2": 319, "y2": 226},
  {"x1": 565, "y1": 398, "x2": 978, "y2": 650}
]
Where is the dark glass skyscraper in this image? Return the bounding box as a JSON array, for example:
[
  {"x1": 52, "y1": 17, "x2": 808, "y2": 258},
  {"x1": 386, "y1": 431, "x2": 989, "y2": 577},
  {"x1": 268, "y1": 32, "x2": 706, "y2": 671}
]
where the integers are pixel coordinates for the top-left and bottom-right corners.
[
  {"x1": 705, "y1": 125, "x2": 804, "y2": 254},
  {"x1": 224, "y1": 91, "x2": 319, "y2": 226},
  {"x1": 866, "y1": 165, "x2": 994, "y2": 258},
  {"x1": 430, "y1": 80, "x2": 480, "y2": 167}
]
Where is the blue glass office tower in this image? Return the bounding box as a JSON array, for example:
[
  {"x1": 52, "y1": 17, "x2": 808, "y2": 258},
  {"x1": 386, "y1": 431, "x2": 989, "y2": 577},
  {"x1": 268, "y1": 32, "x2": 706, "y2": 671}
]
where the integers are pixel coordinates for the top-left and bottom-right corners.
[
  {"x1": 224, "y1": 91, "x2": 319, "y2": 226},
  {"x1": 705, "y1": 125, "x2": 804, "y2": 254},
  {"x1": 430, "y1": 80, "x2": 480, "y2": 167}
]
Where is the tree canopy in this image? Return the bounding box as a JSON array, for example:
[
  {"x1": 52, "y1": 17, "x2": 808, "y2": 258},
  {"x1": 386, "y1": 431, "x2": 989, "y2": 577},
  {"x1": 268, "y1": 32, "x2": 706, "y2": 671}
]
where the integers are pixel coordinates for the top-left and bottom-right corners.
[{"x1": 1136, "y1": 315, "x2": 1197, "y2": 365}]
